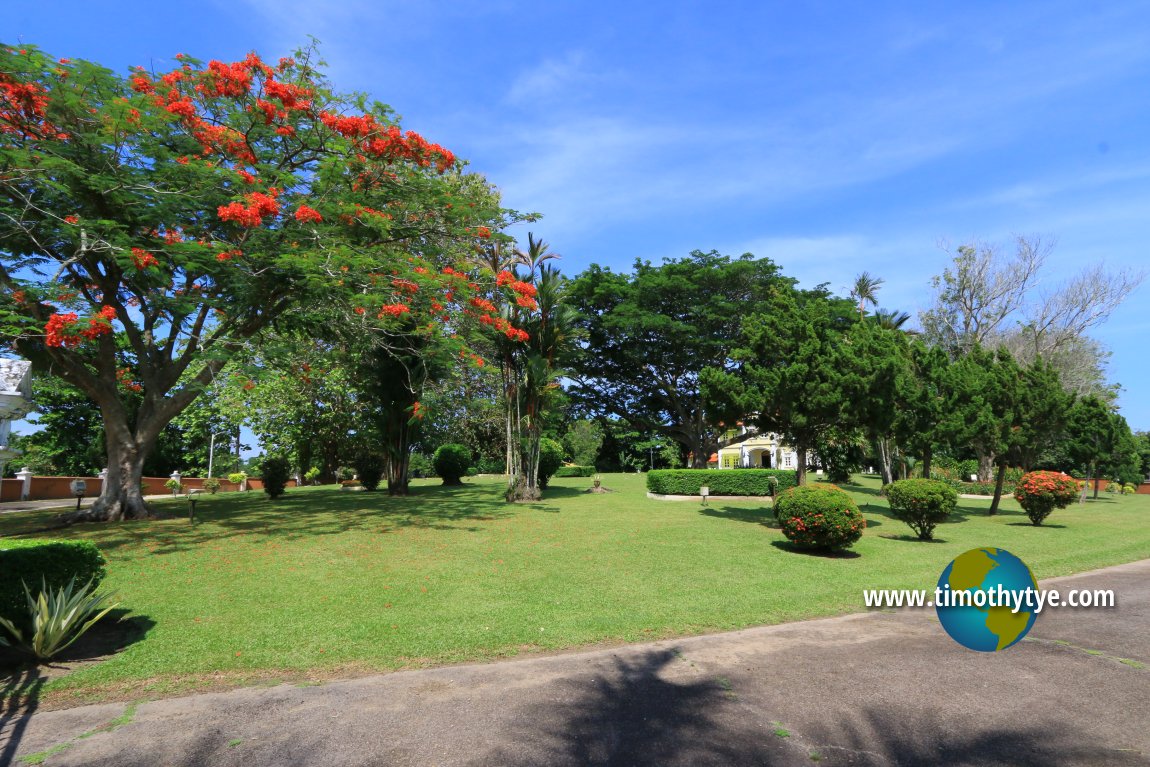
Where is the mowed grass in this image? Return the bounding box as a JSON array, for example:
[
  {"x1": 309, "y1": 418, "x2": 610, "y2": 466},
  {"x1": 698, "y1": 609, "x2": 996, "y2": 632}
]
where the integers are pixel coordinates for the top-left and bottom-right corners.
[{"x1": 2, "y1": 473, "x2": 1149, "y2": 707}]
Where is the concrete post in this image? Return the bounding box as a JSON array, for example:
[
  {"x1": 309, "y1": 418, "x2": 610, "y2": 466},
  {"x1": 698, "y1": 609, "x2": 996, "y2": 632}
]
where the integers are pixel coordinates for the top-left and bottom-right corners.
[{"x1": 16, "y1": 466, "x2": 33, "y2": 501}]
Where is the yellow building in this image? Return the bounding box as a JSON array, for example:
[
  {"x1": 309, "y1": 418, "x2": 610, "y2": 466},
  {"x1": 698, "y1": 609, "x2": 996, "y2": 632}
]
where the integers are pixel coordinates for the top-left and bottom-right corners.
[{"x1": 715, "y1": 429, "x2": 799, "y2": 470}]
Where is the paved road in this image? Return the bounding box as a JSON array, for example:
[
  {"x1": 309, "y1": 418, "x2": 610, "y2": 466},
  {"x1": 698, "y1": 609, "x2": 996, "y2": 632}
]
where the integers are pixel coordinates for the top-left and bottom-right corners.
[
  {"x1": 3, "y1": 560, "x2": 1148, "y2": 766},
  {"x1": 0, "y1": 495, "x2": 178, "y2": 515}
]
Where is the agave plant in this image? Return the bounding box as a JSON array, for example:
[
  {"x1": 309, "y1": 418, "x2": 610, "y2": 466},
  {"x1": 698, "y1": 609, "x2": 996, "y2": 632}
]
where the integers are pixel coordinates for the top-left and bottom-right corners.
[{"x1": 0, "y1": 577, "x2": 120, "y2": 661}]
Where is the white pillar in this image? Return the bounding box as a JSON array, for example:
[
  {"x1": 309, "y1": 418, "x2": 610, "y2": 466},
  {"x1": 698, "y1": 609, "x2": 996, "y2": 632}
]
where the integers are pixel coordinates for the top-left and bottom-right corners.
[{"x1": 16, "y1": 466, "x2": 33, "y2": 501}]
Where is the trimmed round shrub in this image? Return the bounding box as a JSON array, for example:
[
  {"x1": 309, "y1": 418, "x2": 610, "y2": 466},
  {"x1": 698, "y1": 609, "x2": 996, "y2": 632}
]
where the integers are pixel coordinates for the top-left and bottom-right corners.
[
  {"x1": 0, "y1": 539, "x2": 107, "y2": 623},
  {"x1": 434, "y1": 443, "x2": 471, "y2": 485},
  {"x1": 465, "y1": 466, "x2": 478, "y2": 477},
  {"x1": 1013, "y1": 471, "x2": 1079, "y2": 526},
  {"x1": 1123, "y1": 484, "x2": 1138, "y2": 495},
  {"x1": 538, "y1": 438, "x2": 564, "y2": 489},
  {"x1": 202, "y1": 477, "x2": 222, "y2": 494},
  {"x1": 884, "y1": 478, "x2": 958, "y2": 540},
  {"x1": 774, "y1": 485, "x2": 865, "y2": 551},
  {"x1": 260, "y1": 456, "x2": 291, "y2": 499},
  {"x1": 355, "y1": 453, "x2": 386, "y2": 492},
  {"x1": 227, "y1": 472, "x2": 247, "y2": 486}
]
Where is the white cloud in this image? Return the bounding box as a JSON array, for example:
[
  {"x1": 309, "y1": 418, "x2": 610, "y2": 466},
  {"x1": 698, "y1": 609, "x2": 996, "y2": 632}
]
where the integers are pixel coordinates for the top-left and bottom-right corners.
[{"x1": 505, "y1": 51, "x2": 589, "y2": 104}]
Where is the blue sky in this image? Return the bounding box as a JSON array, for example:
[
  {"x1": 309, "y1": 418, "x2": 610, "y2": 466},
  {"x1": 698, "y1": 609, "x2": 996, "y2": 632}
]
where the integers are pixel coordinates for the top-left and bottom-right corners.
[{"x1": 4, "y1": 1, "x2": 1149, "y2": 432}]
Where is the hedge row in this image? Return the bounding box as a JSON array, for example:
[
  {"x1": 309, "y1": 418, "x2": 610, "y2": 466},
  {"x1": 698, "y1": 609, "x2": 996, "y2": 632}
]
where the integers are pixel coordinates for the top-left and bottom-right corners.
[
  {"x1": 646, "y1": 469, "x2": 797, "y2": 496},
  {"x1": 0, "y1": 539, "x2": 107, "y2": 622},
  {"x1": 554, "y1": 465, "x2": 595, "y2": 478}
]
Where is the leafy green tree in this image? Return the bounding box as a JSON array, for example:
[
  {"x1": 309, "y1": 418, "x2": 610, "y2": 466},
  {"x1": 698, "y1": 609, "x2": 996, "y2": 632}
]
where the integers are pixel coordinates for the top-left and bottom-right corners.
[
  {"x1": 240, "y1": 340, "x2": 360, "y2": 484},
  {"x1": 563, "y1": 419, "x2": 603, "y2": 467},
  {"x1": 938, "y1": 348, "x2": 1070, "y2": 514},
  {"x1": 1136, "y1": 432, "x2": 1150, "y2": 482},
  {"x1": 417, "y1": 362, "x2": 505, "y2": 471},
  {"x1": 837, "y1": 321, "x2": 907, "y2": 484},
  {"x1": 702, "y1": 289, "x2": 854, "y2": 486},
  {"x1": 568, "y1": 251, "x2": 795, "y2": 468},
  {"x1": 10, "y1": 373, "x2": 105, "y2": 475},
  {"x1": 1065, "y1": 396, "x2": 1140, "y2": 498},
  {"x1": 936, "y1": 346, "x2": 1014, "y2": 512},
  {"x1": 0, "y1": 44, "x2": 514, "y2": 520},
  {"x1": 355, "y1": 329, "x2": 453, "y2": 495},
  {"x1": 893, "y1": 341, "x2": 950, "y2": 479}
]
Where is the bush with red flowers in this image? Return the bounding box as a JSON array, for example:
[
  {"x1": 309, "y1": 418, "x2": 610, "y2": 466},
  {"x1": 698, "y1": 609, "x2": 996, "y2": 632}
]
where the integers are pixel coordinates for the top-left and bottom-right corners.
[
  {"x1": 774, "y1": 485, "x2": 866, "y2": 551},
  {"x1": 1013, "y1": 470, "x2": 1080, "y2": 526}
]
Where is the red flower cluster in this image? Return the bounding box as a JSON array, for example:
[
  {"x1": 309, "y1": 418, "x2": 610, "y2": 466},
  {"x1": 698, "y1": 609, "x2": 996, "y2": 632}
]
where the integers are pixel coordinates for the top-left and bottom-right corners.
[
  {"x1": 263, "y1": 79, "x2": 311, "y2": 110},
  {"x1": 477, "y1": 313, "x2": 529, "y2": 342},
  {"x1": 294, "y1": 204, "x2": 323, "y2": 223},
  {"x1": 0, "y1": 72, "x2": 56, "y2": 138},
  {"x1": 515, "y1": 295, "x2": 538, "y2": 310},
  {"x1": 131, "y1": 247, "x2": 159, "y2": 269},
  {"x1": 378, "y1": 303, "x2": 410, "y2": 318},
  {"x1": 391, "y1": 278, "x2": 419, "y2": 294},
  {"x1": 218, "y1": 190, "x2": 280, "y2": 227},
  {"x1": 45, "y1": 312, "x2": 80, "y2": 347},
  {"x1": 318, "y1": 112, "x2": 455, "y2": 172},
  {"x1": 116, "y1": 367, "x2": 143, "y2": 393},
  {"x1": 352, "y1": 204, "x2": 392, "y2": 222},
  {"x1": 472, "y1": 226, "x2": 492, "y2": 238},
  {"x1": 205, "y1": 58, "x2": 256, "y2": 98},
  {"x1": 469, "y1": 297, "x2": 498, "y2": 313},
  {"x1": 510, "y1": 280, "x2": 537, "y2": 298},
  {"x1": 216, "y1": 249, "x2": 242, "y2": 262},
  {"x1": 44, "y1": 306, "x2": 115, "y2": 347},
  {"x1": 64, "y1": 214, "x2": 79, "y2": 224}
]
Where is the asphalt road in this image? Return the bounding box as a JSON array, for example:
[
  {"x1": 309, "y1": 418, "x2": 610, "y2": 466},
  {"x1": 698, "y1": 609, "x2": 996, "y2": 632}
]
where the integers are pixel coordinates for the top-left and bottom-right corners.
[{"x1": 3, "y1": 559, "x2": 1148, "y2": 766}]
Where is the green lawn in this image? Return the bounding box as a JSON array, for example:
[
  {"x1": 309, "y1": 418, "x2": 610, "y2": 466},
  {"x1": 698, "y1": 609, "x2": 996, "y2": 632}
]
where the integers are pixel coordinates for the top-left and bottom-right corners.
[{"x1": 2, "y1": 473, "x2": 1149, "y2": 707}]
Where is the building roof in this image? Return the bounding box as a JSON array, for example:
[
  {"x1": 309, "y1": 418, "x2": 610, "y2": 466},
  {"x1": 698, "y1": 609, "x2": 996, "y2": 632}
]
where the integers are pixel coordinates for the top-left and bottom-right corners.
[{"x1": 0, "y1": 358, "x2": 31, "y2": 397}]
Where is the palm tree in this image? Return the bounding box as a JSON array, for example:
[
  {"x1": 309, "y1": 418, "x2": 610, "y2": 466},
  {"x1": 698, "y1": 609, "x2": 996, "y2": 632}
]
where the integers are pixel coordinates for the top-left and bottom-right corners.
[
  {"x1": 850, "y1": 272, "x2": 884, "y2": 320},
  {"x1": 871, "y1": 308, "x2": 913, "y2": 331},
  {"x1": 472, "y1": 240, "x2": 517, "y2": 276},
  {"x1": 507, "y1": 265, "x2": 578, "y2": 501},
  {"x1": 515, "y1": 232, "x2": 560, "y2": 278}
]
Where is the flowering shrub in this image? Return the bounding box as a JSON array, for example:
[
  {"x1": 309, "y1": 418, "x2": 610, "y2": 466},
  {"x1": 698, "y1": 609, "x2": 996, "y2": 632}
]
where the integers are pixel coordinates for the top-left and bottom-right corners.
[
  {"x1": 774, "y1": 485, "x2": 866, "y2": 551},
  {"x1": 1013, "y1": 471, "x2": 1079, "y2": 526},
  {"x1": 884, "y1": 479, "x2": 958, "y2": 540}
]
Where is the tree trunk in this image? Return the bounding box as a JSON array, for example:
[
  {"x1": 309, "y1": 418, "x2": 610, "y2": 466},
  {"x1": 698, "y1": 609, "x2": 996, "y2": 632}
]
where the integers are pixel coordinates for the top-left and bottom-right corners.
[
  {"x1": 297, "y1": 439, "x2": 313, "y2": 484},
  {"x1": 876, "y1": 438, "x2": 894, "y2": 486},
  {"x1": 384, "y1": 414, "x2": 411, "y2": 497},
  {"x1": 68, "y1": 426, "x2": 152, "y2": 522},
  {"x1": 795, "y1": 445, "x2": 808, "y2": 486},
  {"x1": 977, "y1": 451, "x2": 995, "y2": 482},
  {"x1": 1079, "y1": 461, "x2": 1094, "y2": 504},
  {"x1": 921, "y1": 444, "x2": 933, "y2": 479},
  {"x1": 690, "y1": 434, "x2": 709, "y2": 469},
  {"x1": 988, "y1": 462, "x2": 1008, "y2": 516}
]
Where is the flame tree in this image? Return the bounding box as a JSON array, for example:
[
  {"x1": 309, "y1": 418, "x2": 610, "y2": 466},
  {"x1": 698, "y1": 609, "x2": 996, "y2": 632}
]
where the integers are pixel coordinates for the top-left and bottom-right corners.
[{"x1": 0, "y1": 44, "x2": 526, "y2": 520}]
